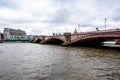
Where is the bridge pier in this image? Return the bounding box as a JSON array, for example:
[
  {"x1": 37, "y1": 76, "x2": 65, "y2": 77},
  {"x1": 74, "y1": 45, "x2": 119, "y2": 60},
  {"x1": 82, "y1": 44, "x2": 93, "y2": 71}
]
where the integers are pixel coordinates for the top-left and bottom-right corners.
[
  {"x1": 40, "y1": 36, "x2": 46, "y2": 44},
  {"x1": 62, "y1": 32, "x2": 71, "y2": 46}
]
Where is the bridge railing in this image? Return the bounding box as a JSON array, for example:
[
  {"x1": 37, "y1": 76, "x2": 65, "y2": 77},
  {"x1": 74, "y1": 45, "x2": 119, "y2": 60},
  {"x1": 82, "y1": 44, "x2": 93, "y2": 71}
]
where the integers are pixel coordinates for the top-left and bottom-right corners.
[
  {"x1": 45, "y1": 35, "x2": 65, "y2": 41},
  {"x1": 71, "y1": 30, "x2": 120, "y2": 42},
  {"x1": 33, "y1": 29, "x2": 120, "y2": 43}
]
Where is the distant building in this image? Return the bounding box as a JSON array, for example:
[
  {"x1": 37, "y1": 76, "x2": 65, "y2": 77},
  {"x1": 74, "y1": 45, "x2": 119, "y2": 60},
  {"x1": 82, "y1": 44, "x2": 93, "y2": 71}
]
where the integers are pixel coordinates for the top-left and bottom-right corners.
[
  {"x1": 74, "y1": 28, "x2": 78, "y2": 33},
  {"x1": 4, "y1": 28, "x2": 26, "y2": 40}
]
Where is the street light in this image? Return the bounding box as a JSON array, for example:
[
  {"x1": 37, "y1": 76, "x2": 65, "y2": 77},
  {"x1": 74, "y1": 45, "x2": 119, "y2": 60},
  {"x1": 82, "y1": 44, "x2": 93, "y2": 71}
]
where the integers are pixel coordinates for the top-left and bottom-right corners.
[
  {"x1": 78, "y1": 24, "x2": 80, "y2": 32},
  {"x1": 105, "y1": 18, "x2": 107, "y2": 30}
]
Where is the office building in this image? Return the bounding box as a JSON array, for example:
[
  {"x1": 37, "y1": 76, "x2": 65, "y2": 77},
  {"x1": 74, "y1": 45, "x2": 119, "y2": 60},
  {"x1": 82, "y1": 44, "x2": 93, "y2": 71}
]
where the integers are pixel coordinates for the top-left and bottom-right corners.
[{"x1": 4, "y1": 28, "x2": 26, "y2": 40}]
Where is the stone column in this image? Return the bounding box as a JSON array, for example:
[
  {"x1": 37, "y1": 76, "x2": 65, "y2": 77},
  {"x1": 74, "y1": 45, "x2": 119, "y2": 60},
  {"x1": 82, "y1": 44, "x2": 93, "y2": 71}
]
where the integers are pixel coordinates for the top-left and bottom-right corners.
[
  {"x1": 40, "y1": 36, "x2": 46, "y2": 44},
  {"x1": 62, "y1": 32, "x2": 71, "y2": 46}
]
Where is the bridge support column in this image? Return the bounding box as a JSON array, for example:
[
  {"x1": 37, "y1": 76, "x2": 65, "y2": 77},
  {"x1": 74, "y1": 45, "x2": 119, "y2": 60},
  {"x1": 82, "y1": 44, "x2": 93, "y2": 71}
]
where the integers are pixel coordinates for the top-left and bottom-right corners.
[
  {"x1": 40, "y1": 36, "x2": 46, "y2": 44},
  {"x1": 62, "y1": 32, "x2": 71, "y2": 46}
]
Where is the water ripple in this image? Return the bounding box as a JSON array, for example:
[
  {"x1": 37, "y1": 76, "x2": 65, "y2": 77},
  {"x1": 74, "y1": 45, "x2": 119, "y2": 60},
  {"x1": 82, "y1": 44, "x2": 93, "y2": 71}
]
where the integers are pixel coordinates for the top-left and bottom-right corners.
[{"x1": 0, "y1": 43, "x2": 120, "y2": 80}]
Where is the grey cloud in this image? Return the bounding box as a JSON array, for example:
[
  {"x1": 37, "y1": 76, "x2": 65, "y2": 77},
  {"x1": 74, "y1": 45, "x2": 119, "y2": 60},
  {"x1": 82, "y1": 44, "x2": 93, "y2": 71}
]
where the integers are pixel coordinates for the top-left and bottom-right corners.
[
  {"x1": 0, "y1": 0, "x2": 20, "y2": 9},
  {"x1": 31, "y1": 29, "x2": 43, "y2": 35},
  {"x1": 113, "y1": 17, "x2": 120, "y2": 22},
  {"x1": 0, "y1": 16, "x2": 35, "y2": 25},
  {"x1": 44, "y1": 9, "x2": 70, "y2": 23},
  {"x1": 51, "y1": 0, "x2": 75, "y2": 6},
  {"x1": 0, "y1": 0, "x2": 120, "y2": 34},
  {"x1": 110, "y1": 7, "x2": 120, "y2": 21},
  {"x1": 11, "y1": 19, "x2": 35, "y2": 24}
]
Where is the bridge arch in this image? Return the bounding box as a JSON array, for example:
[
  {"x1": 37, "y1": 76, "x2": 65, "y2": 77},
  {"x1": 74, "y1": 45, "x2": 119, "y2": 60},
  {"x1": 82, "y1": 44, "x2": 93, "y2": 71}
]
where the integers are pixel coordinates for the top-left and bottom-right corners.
[
  {"x1": 45, "y1": 37, "x2": 64, "y2": 45},
  {"x1": 71, "y1": 38, "x2": 103, "y2": 46},
  {"x1": 35, "y1": 38, "x2": 42, "y2": 43},
  {"x1": 71, "y1": 36, "x2": 118, "y2": 47}
]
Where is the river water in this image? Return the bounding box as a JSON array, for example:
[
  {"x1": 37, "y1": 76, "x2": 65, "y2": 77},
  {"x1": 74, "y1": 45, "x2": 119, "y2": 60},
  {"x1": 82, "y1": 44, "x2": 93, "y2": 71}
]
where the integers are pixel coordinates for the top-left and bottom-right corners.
[{"x1": 0, "y1": 43, "x2": 120, "y2": 80}]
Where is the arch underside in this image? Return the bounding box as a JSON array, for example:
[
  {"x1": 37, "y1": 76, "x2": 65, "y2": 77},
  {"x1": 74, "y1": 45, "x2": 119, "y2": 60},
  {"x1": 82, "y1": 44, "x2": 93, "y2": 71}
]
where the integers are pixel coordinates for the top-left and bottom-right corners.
[
  {"x1": 35, "y1": 39, "x2": 42, "y2": 43},
  {"x1": 45, "y1": 38, "x2": 64, "y2": 45},
  {"x1": 30, "y1": 40, "x2": 34, "y2": 43},
  {"x1": 71, "y1": 37, "x2": 119, "y2": 47}
]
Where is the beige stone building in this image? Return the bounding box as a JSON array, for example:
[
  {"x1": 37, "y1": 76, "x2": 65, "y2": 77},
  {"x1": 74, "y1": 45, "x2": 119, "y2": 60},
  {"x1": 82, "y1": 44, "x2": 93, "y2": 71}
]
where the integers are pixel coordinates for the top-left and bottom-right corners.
[{"x1": 4, "y1": 28, "x2": 26, "y2": 40}]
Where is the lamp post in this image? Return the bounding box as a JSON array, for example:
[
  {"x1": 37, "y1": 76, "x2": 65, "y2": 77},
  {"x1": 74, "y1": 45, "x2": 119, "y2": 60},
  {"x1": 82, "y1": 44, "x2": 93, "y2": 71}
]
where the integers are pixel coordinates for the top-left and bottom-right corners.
[
  {"x1": 105, "y1": 18, "x2": 107, "y2": 30},
  {"x1": 78, "y1": 24, "x2": 80, "y2": 32}
]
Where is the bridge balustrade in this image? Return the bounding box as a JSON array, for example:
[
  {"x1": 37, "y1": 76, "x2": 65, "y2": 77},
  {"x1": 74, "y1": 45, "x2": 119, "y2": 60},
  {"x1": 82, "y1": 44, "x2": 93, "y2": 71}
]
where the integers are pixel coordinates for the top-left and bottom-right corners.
[
  {"x1": 45, "y1": 35, "x2": 65, "y2": 41},
  {"x1": 71, "y1": 30, "x2": 120, "y2": 43},
  {"x1": 33, "y1": 29, "x2": 120, "y2": 44}
]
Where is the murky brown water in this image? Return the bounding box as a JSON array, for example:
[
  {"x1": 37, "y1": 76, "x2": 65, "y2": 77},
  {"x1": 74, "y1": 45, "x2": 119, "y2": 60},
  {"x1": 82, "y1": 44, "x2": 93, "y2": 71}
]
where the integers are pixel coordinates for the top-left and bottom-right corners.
[{"x1": 0, "y1": 43, "x2": 120, "y2": 80}]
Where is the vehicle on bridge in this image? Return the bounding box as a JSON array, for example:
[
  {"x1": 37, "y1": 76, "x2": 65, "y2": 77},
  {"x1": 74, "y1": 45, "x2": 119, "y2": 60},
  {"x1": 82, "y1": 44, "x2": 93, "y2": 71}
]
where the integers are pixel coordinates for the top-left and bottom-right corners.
[{"x1": 116, "y1": 39, "x2": 120, "y2": 44}]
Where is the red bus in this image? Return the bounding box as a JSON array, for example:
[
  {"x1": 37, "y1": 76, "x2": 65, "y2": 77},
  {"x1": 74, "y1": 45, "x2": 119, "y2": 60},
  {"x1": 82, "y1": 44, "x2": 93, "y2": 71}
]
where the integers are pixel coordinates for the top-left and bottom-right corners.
[{"x1": 116, "y1": 39, "x2": 120, "y2": 44}]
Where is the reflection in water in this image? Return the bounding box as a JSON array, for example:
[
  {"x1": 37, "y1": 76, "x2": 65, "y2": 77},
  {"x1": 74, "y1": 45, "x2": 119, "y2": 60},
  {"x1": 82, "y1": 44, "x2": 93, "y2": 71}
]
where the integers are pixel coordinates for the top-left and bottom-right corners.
[{"x1": 0, "y1": 43, "x2": 120, "y2": 80}]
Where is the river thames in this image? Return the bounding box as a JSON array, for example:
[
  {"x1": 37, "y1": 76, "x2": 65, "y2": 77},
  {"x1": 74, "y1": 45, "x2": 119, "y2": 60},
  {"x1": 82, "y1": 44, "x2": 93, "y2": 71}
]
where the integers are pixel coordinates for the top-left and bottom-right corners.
[{"x1": 0, "y1": 43, "x2": 120, "y2": 80}]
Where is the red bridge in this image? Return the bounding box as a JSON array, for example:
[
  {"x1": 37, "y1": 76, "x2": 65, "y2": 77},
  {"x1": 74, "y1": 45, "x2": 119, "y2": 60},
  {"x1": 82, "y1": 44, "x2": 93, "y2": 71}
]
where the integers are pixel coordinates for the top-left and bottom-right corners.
[{"x1": 31, "y1": 29, "x2": 120, "y2": 46}]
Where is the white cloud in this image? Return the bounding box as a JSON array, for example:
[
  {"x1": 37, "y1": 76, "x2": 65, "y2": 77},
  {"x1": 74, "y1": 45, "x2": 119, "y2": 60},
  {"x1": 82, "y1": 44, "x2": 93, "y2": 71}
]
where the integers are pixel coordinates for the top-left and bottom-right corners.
[{"x1": 0, "y1": 0, "x2": 120, "y2": 35}]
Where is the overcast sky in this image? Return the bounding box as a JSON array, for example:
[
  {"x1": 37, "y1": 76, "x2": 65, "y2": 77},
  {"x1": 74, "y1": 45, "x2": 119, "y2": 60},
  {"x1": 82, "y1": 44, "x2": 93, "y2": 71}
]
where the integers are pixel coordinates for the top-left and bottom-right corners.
[{"x1": 0, "y1": 0, "x2": 120, "y2": 35}]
